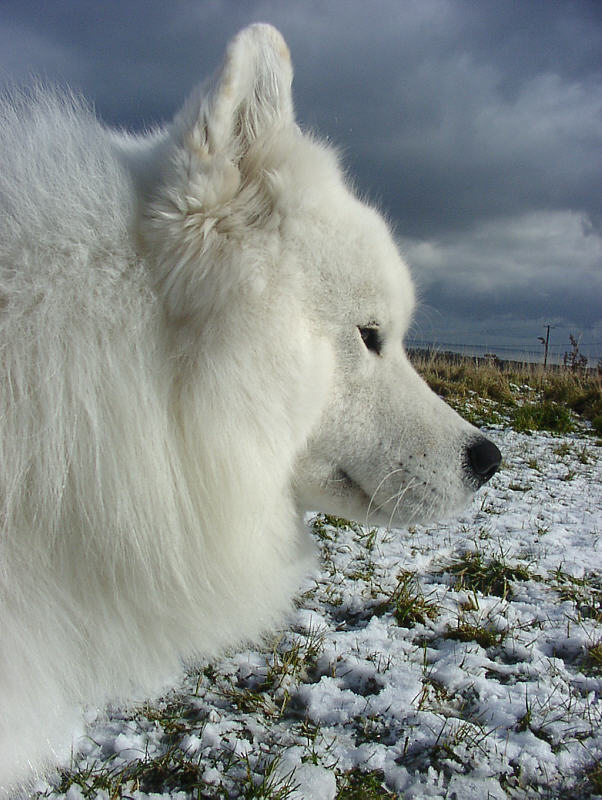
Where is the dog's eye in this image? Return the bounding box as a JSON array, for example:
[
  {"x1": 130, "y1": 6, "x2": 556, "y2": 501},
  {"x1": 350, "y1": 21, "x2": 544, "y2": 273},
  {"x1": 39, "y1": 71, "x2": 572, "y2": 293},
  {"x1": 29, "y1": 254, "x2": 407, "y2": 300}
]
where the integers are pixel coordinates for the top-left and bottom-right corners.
[{"x1": 358, "y1": 325, "x2": 382, "y2": 355}]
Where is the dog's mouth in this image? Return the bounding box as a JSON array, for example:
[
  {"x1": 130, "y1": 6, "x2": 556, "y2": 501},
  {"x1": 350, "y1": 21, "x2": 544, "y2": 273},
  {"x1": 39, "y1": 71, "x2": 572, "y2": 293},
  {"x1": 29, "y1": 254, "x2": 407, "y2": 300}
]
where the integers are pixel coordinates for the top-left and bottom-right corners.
[
  {"x1": 330, "y1": 468, "x2": 373, "y2": 505},
  {"x1": 330, "y1": 462, "x2": 469, "y2": 528},
  {"x1": 316, "y1": 451, "x2": 479, "y2": 528},
  {"x1": 329, "y1": 466, "x2": 425, "y2": 527}
]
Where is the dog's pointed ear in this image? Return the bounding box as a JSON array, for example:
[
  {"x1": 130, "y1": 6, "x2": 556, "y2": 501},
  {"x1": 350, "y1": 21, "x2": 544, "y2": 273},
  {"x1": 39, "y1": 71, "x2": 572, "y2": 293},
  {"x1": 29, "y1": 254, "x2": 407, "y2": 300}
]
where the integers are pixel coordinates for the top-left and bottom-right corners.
[
  {"x1": 177, "y1": 24, "x2": 294, "y2": 161},
  {"x1": 144, "y1": 26, "x2": 296, "y2": 322}
]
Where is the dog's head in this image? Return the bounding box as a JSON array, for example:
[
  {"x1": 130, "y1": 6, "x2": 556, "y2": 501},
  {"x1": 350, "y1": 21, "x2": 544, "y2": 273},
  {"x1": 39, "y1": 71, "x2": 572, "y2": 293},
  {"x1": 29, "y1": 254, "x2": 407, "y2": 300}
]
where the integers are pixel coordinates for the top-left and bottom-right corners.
[
  {"x1": 141, "y1": 24, "x2": 501, "y2": 529},
  {"x1": 286, "y1": 187, "x2": 502, "y2": 526}
]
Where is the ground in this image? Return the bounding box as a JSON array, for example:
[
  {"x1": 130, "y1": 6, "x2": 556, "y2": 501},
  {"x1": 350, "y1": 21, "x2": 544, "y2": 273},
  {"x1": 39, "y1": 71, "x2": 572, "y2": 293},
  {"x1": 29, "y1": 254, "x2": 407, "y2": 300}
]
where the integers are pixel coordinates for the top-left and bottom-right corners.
[{"x1": 31, "y1": 386, "x2": 602, "y2": 799}]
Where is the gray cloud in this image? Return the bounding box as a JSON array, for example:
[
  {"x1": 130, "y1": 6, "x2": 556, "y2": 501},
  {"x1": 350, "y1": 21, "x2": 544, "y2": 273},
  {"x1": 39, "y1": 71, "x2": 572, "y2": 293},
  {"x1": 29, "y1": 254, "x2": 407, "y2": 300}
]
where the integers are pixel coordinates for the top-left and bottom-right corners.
[
  {"x1": 406, "y1": 210, "x2": 602, "y2": 317},
  {"x1": 0, "y1": 0, "x2": 600, "y2": 360}
]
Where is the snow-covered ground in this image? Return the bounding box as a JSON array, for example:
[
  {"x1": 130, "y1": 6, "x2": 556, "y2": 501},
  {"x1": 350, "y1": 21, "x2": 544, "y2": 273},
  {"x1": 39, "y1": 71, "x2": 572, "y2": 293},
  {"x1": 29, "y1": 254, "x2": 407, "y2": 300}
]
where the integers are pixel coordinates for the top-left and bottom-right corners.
[{"x1": 33, "y1": 427, "x2": 602, "y2": 799}]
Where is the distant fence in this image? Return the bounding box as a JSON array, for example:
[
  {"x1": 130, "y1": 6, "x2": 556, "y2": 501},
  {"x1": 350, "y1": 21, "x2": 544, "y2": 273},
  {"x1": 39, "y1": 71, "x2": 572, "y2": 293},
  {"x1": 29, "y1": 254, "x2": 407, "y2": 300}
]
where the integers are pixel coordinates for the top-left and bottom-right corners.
[{"x1": 407, "y1": 340, "x2": 601, "y2": 368}]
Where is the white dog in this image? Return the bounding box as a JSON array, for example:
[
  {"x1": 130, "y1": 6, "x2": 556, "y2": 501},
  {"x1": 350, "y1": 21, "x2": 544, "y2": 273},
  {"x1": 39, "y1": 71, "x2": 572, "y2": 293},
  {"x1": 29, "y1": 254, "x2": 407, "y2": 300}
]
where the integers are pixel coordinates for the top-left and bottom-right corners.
[{"x1": 0, "y1": 24, "x2": 500, "y2": 792}]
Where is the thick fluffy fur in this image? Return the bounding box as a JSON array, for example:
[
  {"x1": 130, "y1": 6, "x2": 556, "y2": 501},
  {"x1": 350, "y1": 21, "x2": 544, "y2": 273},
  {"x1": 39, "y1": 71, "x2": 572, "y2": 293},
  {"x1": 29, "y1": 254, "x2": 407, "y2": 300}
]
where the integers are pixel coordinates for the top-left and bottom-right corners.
[{"x1": 0, "y1": 25, "x2": 498, "y2": 793}]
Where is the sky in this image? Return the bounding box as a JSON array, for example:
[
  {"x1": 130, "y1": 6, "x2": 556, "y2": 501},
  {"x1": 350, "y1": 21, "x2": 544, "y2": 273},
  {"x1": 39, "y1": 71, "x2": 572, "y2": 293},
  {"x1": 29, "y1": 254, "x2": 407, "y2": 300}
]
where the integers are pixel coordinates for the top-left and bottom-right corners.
[{"x1": 1, "y1": 0, "x2": 600, "y2": 364}]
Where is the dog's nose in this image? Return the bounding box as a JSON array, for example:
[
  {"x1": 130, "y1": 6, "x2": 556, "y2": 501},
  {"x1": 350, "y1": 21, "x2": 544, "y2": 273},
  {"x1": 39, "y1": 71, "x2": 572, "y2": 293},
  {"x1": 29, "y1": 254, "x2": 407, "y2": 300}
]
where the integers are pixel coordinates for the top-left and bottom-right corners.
[{"x1": 466, "y1": 437, "x2": 502, "y2": 486}]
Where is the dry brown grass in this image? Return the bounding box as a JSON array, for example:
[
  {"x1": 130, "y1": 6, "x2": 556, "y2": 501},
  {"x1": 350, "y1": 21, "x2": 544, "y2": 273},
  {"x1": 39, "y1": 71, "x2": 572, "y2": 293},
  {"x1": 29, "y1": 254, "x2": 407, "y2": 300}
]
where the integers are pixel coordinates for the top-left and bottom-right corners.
[{"x1": 409, "y1": 350, "x2": 602, "y2": 434}]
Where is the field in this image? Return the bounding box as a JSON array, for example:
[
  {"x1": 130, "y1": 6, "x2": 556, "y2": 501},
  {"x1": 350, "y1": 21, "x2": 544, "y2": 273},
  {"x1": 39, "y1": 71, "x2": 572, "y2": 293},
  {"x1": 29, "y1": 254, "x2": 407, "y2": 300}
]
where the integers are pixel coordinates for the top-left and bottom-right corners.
[{"x1": 32, "y1": 357, "x2": 602, "y2": 800}]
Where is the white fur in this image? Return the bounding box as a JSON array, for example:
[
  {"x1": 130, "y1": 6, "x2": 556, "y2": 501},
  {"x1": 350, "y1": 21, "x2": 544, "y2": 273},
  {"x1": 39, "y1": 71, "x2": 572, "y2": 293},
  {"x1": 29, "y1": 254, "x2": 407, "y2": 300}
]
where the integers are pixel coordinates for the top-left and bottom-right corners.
[{"x1": 0, "y1": 25, "x2": 494, "y2": 793}]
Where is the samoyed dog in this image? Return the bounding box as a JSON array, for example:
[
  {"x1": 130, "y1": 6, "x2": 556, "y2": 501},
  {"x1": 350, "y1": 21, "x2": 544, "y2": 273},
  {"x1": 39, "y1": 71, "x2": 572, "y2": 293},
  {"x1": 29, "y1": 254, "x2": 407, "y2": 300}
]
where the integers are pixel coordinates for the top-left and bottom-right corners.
[{"x1": 0, "y1": 24, "x2": 501, "y2": 791}]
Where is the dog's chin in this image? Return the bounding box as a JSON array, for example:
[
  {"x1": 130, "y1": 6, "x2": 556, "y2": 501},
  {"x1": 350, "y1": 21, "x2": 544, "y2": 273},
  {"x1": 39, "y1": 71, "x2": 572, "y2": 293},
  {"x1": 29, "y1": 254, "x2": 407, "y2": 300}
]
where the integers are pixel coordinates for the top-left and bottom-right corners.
[
  {"x1": 306, "y1": 468, "x2": 397, "y2": 528},
  {"x1": 317, "y1": 467, "x2": 474, "y2": 530},
  {"x1": 297, "y1": 464, "x2": 474, "y2": 530}
]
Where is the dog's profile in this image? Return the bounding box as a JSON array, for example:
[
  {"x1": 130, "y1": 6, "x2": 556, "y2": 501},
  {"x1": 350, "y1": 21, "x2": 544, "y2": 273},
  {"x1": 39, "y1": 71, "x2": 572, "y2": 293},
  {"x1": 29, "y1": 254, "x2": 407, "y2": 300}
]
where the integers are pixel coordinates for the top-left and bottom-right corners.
[{"x1": 0, "y1": 24, "x2": 500, "y2": 792}]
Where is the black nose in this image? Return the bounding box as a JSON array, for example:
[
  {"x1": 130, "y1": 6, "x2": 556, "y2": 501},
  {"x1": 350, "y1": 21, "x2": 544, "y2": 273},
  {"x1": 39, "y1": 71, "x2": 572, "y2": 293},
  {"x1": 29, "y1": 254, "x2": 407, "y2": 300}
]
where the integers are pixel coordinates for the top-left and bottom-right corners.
[{"x1": 465, "y1": 437, "x2": 502, "y2": 487}]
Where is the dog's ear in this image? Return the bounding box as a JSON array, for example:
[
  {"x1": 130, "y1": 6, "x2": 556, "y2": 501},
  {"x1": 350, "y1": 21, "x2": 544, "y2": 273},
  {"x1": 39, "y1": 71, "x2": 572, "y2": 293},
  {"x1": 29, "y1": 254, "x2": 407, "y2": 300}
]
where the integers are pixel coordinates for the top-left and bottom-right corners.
[
  {"x1": 149, "y1": 24, "x2": 294, "y2": 224},
  {"x1": 144, "y1": 26, "x2": 296, "y2": 323},
  {"x1": 175, "y1": 24, "x2": 294, "y2": 166}
]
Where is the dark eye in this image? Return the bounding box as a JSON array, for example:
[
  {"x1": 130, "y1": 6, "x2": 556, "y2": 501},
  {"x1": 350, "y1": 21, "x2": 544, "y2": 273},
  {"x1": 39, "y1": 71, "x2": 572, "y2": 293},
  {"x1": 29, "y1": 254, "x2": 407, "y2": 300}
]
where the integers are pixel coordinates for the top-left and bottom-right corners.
[{"x1": 358, "y1": 325, "x2": 382, "y2": 355}]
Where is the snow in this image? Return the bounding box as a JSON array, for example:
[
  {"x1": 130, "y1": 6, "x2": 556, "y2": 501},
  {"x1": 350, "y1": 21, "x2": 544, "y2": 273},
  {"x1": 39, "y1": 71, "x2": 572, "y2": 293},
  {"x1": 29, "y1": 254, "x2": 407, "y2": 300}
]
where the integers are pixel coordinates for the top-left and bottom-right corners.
[{"x1": 32, "y1": 428, "x2": 602, "y2": 799}]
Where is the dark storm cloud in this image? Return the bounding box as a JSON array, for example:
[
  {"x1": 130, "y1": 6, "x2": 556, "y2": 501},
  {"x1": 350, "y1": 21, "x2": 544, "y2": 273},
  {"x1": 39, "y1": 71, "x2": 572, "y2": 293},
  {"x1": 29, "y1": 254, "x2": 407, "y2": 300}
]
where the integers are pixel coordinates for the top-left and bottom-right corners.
[
  {"x1": 0, "y1": 1, "x2": 239, "y2": 126},
  {"x1": 0, "y1": 0, "x2": 600, "y2": 359},
  {"x1": 406, "y1": 211, "x2": 602, "y2": 322}
]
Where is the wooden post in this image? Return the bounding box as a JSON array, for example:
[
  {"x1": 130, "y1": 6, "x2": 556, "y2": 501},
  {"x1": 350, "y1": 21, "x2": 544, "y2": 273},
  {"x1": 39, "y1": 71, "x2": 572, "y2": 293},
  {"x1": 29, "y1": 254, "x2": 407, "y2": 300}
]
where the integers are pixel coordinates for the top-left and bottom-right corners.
[{"x1": 538, "y1": 325, "x2": 551, "y2": 368}]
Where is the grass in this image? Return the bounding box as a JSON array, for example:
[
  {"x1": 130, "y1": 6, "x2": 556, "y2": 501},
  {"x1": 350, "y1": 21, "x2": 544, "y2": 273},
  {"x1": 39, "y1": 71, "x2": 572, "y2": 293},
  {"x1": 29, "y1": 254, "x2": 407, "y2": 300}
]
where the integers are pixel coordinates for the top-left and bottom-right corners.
[
  {"x1": 550, "y1": 568, "x2": 602, "y2": 622},
  {"x1": 240, "y1": 755, "x2": 299, "y2": 800},
  {"x1": 438, "y1": 549, "x2": 532, "y2": 599},
  {"x1": 312, "y1": 514, "x2": 364, "y2": 540},
  {"x1": 218, "y1": 629, "x2": 326, "y2": 719},
  {"x1": 410, "y1": 355, "x2": 516, "y2": 405},
  {"x1": 587, "y1": 760, "x2": 602, "y2": 793},
  {"x1": 336, "y1": 768, "x2": 397, "y2": 798},
  {"x1": 410, "y1": 350, "x2": 602, "y2": 434},
  {"x1": 512, "y1": 401, "x2": 574, "y2": 434},
  {"x1": 55, "y1": 746, "x2": 207, "y2": 798},
  {"x1": 374, "y1": 571, "x2": 439, "y2": 627},
  {"x1": 444, "y1": 621, "x2": 504, "y2": 649},
  {"x1": 52, "y1": 737, "x2": 303, "y2": 799},
  {"x1": 553, "y1": 441, "x2": 593, "y2": 463},
  {"x1": 582, "y1": 641, "x2": 602, "y2": 676}
]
